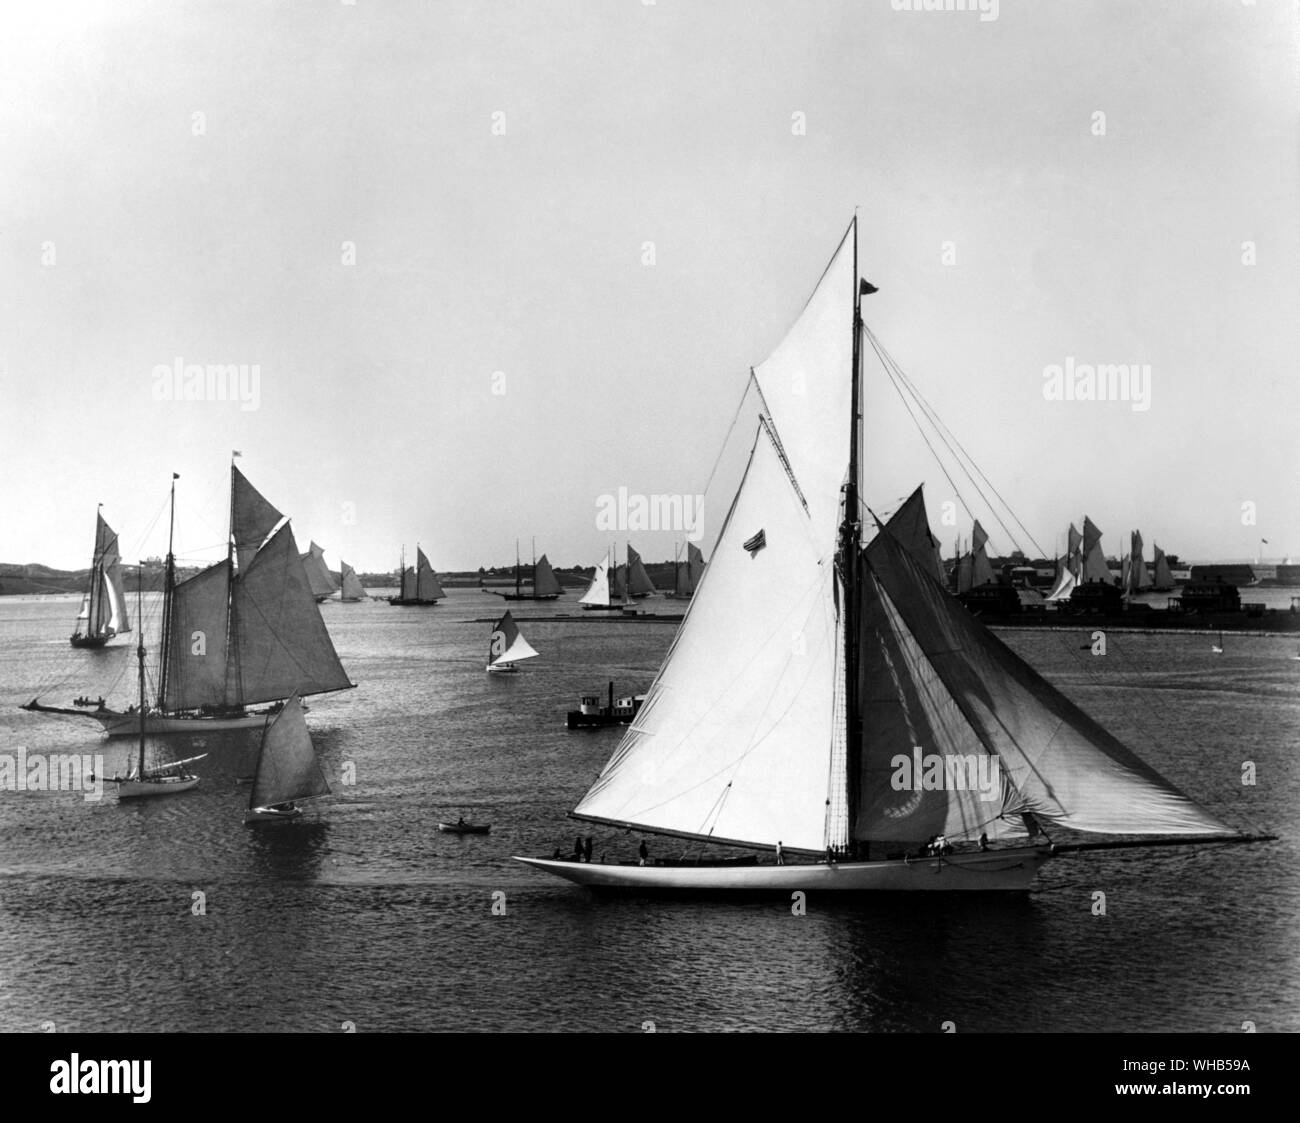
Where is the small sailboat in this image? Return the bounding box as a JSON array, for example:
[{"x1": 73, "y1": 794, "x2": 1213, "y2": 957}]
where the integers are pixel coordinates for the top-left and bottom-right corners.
[
  {"x1": 337, "y1": 560, "x2": 368, "y2": 601},
  {"x1": 1152, "y1": 543, "x2": 1176, "y2": 590},
  {"x1": 1212, "y1": 632, "x2": 1224, "y2": 654},
  {"x1": 387, "y1": 546, "x2": 445, "y2": 605},
  {"x1": 70, "y1": 509, "x2": 132, "y2": 648},
  {"x1": 486, "y1": 541, "x2": 564, "y2": 600},
  {"x1": 106, "y1": 570, "x2": 203, "y2": 799},
  {"x1": 518, "y1": 217, "x2": 1265, "y2": 893},
  {"x1": 578, "y1": 550, "x2": 630, "y2": 611},
  {"x1": 300, "y1": 541, "x2": 340, "y2": 602},
  {"x1": 244, "y1": 693, "x2": 329, "y2": 823},
  {"x1": 624, "y1": 544, "x2": 658, "y2": 598},
  {"x1": 663, "y1": 542, "x2": 706, "y2": 600},
  {"x1": 487, "y1": 610, "x2": 539, "y2": 673},
  {"x1": 438, "y1": 817, "x2": 491, "y2": 834}
]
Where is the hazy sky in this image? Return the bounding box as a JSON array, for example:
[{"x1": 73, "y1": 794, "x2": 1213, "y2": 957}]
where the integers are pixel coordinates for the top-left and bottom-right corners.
[{"x1": 2, "y1": 0, "x2": 1296, "y2": 573}]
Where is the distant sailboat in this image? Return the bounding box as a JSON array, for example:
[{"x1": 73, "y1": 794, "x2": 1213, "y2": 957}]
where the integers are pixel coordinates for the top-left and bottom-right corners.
[
  {"x1": 664, "y1": 542, "x2": 706, "y2": 600},
  {"x1": 486, "y1": 610, "x2": 539, "y2": 673},
  {"x1": 1152, "y1": 543, "x2": 1175, "y2": 590},
  {"x1": 954, "y1": 520, "x2": 995, "y2": 593},
  {"x1": 70, "y1": 510, "x2": 132, "y2": 648},
  {"x1": 1080, "y1": 516, "x2": 1112, "y2": 583},
  {"x1": 1125, "y1": 530, "x2": 1152, "y2": 595},
  {"x1": 624, "y1": 545, "x2": 657, "y2": 598},
  {"x1": 244, "y1": 693, "x2": 329, "y2": 822},
  {"x1": 1044, "y1": 555, "x2": 1077, "y2": 603},
  {"x1": 487, "y1": 541, "x2": 564, "y2": 600},
  {"x1": 387, "y1": 546, "x2": 445, "y2": 606},
  {"x1": 26, "y1": 465, "x2": 354, "y2": 735},
  {"x1": 300, "y1": 542, "x2": 340, "y2": 602},
  {"x1": 338, "y1": 560, "x2": 368, "y2": 601},
  {"x1": 1211, "y1": 632, "x2": 1224, "y2": 654},
  {"x1": 518, "y1": 217, "x2": 1257, "y2": 892},
  {"x1": 578, "y1": 551, "x2": 630, "y2": 611}
]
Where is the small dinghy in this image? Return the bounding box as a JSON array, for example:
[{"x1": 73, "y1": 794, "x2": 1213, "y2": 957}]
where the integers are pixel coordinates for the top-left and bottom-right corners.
[{"x1": 438, "y1": 819, "x2": 491, "y2": 835}]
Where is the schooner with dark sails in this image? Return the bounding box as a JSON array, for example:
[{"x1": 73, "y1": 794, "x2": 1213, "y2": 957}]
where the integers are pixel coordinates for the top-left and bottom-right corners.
[
  {"x1": 518, "y1": 217, "x2": 1266, "y2": 891},
  {"x1": 26, "y1": 464, "x2": 354, "y2": 735}
]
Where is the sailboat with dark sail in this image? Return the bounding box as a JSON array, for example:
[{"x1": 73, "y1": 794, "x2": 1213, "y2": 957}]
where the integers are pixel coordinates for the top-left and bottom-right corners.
[
  {"x1": 70, "y1": 510, "x2": 132, "y2": 648},
  {"x1": 663, "y1": 542, "x2": 705, "y2": 600},
  {"x1": 486, "y1": 610, "x2": 539, "y2": 673},
  {"x1": 338, "y1": 560, "x2": 368, "y2": 601},
  {"x1": 300, "y1": 541, "x2": 340, "y2": 602},
  {"x1": 244, "y1": 692, "x2": 329, "y2": 822},
  {"x1": 485, "y1": 541, "x2": 563, "y2": 601},
  {"x1": 517, "y1": 218, "x2": 1264, "y2": 892},
  {"x1": 25, "y1": 465, "x2": 354, "y2": 735},
  {"x1": 387, "y1": 546, "x2": 444, "y2": 605}
]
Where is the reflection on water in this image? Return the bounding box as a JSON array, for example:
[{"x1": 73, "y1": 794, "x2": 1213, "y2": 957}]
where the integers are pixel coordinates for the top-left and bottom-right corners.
[{"x1": 0, "y1": 591, "x2": 1296, "y2": 1031}]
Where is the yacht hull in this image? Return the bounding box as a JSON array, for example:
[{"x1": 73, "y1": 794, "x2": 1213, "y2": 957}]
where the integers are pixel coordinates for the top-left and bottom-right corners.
[
  {"x1": 115, "y1": 776, "x2": 200, "y2": 799},
  {"x1": 515, "y1": 847, "x2": 1054, "y2": 892}
]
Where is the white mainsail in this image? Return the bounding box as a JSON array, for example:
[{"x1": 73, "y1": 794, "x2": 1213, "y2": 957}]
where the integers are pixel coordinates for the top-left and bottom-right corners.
[
  {"x1": 249, "y1": 693, "x2": 330, "y2": 810},
  {"x1": 488, "y1": 610, "x2": 539, "y2": 668},
  {"x1": 579, "y1": 556, "x2": 626, "y2": 607},
  {"x1": 574, "y1": 425, "x2": 839, "y2": 852},
  {"x1": 1044, "y1": 556, "x2": 1077, "y2": 602},
  {"x1": 752, "y1": 224, "x2": 856, "y2": 552},
  {"x1": 339, "y1": 561, "x2": 366, "y2": 600}
]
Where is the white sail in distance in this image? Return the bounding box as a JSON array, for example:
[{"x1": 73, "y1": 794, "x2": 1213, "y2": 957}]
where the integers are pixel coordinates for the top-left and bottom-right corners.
[{"x1": 488, "y1": 610, "x2": 539, "y2": 668}]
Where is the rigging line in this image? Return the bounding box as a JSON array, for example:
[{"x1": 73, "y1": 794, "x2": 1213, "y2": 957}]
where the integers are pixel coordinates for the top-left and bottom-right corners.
[
  {"x1": 700, "y1": 371, "x2": 761, "y2": 500},
  {"x1": 868, "y1": 326, "x2": 1047, "y2": 557},
  {"x1": 873, "y1": 341, "x2": 1024, "y2": 553},
  {"x1": 871, "y1": 346, "x2": 979, "y2": 529}
]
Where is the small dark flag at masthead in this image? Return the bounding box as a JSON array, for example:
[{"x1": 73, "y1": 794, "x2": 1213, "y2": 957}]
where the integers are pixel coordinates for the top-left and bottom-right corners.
[
  {"x1": 743, "y1": 529, "x2": 767, "y2": 556},
  {"x1": 859, "y1": 279, "x2": 877, "y2": 295}
]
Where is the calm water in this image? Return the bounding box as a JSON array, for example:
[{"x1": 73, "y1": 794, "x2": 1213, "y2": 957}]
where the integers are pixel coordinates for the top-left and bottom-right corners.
[{"x1": 0, "y1": 590, "x2": 1296, "y2": 1032}]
